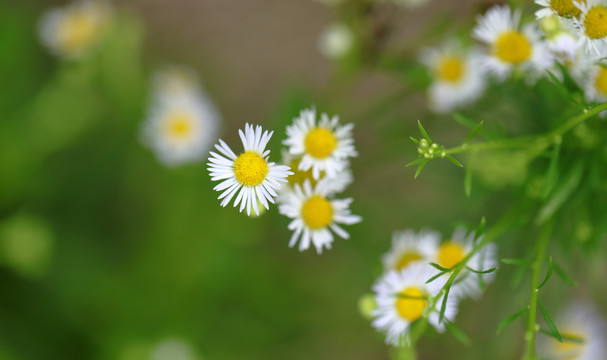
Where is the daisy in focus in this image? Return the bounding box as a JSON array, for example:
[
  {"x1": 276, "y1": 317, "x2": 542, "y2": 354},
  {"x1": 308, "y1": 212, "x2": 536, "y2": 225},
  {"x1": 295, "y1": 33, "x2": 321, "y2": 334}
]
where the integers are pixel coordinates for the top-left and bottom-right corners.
[
  {"x1": 208, "y1": 124, "x2": 292, "y2": 216},
  {"x1": 573, "y1": 0, "x2": 607, "y2": 54},
  {"x1": 382, "y1": 229, "x2": 439, "y2": 272},
  {"x1": 431, "y1": 228, "x2": 497, "y2": 300},
  {"x1": 278, "y1": 180, "x2": 361, "y2": 253},
  {"x1": 39, "y1": 0, "x2": 112, "y2": 60},
  {"x1": 473, "y1": 5, "x2": 553, "y2": 81},
  {"x1": 537, "y1": 301, "x2": 607, "y2": 360},
  {"x1": 535, "y1": 0, "x2": 584, "y2": 19},
  {"x1": 419, "y1": 42, "x2": 486, "y2": 113},
  {"x1": 141, "y1": 67, "x2": 221, "y2": 166},
  {"x1": 283, "y1": 108, "x2": 357, "y2": 180},
  {"x1": 372, "y1": 263, "x2": 458, "y2": 346}
]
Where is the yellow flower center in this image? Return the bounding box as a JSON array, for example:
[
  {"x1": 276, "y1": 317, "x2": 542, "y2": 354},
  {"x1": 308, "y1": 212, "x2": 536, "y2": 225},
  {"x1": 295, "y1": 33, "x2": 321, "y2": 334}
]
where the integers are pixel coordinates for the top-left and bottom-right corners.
[
  {"x1": 553, "y1": 331, "x2": 585, "y2": 360},
  {"x1": 437, "y1": 241, "x2": 466, "y2": 269},
  {"x1": 550, "y1": 0, "x2": 582, "y2": 17},
  {"x1": 437, "y1": 56, "x2": 465, "y2": 83},
  {"x1": 595, "y1": 67, "x2": 607, "y2": 95},
  {"x1": 495, "y1": 31, "x2": 532, "y2": 64},
  {"x1": 304, "y1": 127, "x2": 337, "y2": 159},
  {"x1": 395, "y1": 251, "x2": 423, "y2": 271},
  {"x1": 584, "y1": 5, "x2": 607, "y2": 39},
  {"x1": 396, "y1": 287, "x2": 428, "y2": 322},
  {"x1": 59, "y1": 12, "x2": 98, "y2": 54},
  {"x1": 234, "y1": 151, "x2": 268, "y2": 187},
  {"x1": 288, "y1": 157, "x2": 321, "y2": 187},
  {"x1": 165, "y1": 112, "x2": 194, "y2": 139},
  {"x1": 301, "y1": 195, "x2": 333, "y2": 229}
]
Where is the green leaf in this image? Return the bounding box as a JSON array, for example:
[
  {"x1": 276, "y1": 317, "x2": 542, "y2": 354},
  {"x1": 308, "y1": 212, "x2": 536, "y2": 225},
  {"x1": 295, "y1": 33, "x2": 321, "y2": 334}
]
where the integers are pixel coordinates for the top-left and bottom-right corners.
[
  {"x1": 536, "y1": 161, "x2": 584, "y2": 224},
  {"x1": 417, "y1": 120, "x2": 431, "y2": 142},
  {"x1": 445, "y1": 321, "x2": 471, "y2": 346},
  {"x1": 466, "y1": 266, "x2": 497, "y2": 274},
  {"x1": 536, "y1": 256, "x2": 553, "y2": 290},
  {"x1": 426, "y1": 271, "x2": 447, "y2": 284},
  {"x1": 474, "y1": 217, "x2": 486, "y2": 243},
  {"x1": 446, "y1": 155, "x2": 463, "y2": 167},
  {"x1": 546, "y1": 70, "x2": 580, "y2": 105},
  {"x1": 464, "y1": 165, "x2": 472, "y2": 198},
  {"x1": 430, "y1": 262, "x2": 451, "y2": 272},
  {"x1": 410, "y1": 136, "x2": 420, "y2": 145},
  {"x1": 439, "y1": 286, "x2": 451, "y2": 323},
  {"x1": 464, "y1": 121, "x2": 484, "y2": 144},
  {"x1": 406, "y1": 158, "x2": 426, "y2": 167},
  {"x1": 414, "y1": 159, "x2": 429, "y2": 179},
  {"x1": 496, "y1": 307, "x2": 528, "y2": 335},
  {"x1": 538, "y1": 298, "x2": 563, "y2": 342},
  {"x1": 542, "y1": 141, "x2": 561, "y2": 199},
  {"x1": 501, "y1": 258, "x2": 531, "y2": 266},
  {"x1": 553, "y1": 261, "x2": 577, "y2": 287}
]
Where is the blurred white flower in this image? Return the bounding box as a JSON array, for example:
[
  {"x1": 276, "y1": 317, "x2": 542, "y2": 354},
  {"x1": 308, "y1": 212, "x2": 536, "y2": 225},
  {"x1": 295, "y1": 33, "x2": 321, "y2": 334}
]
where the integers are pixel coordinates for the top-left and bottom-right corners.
[
  {"x1": 39, "y1": 0, "x2": 112, "y2": 60},
  {"x1": 318, "y1": 23, "x2": 354, "y2": 59},
  {"x1": 382, "y1": 229, "x2": 440, "y2": 273}
]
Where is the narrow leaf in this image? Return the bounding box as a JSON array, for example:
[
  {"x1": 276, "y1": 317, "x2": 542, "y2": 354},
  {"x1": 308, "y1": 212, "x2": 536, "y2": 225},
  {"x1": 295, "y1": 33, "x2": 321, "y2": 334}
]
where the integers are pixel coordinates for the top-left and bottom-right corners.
[
  {"x1": 501, "y1": 258, "x2": 531, "y2": 266},
  {"x1": 474, "y1": 216, "x2": 486, "y2": 243},
  {"x1": 414, "y1": 159, "x2": 429, "y2": 179},
  {"x1": 430, "y1": 262, "x2": 452, "y2": 272},
  {"x1": 466, "y1": 266, "x2": 497, "y2": 274},
  {"x1": 445, "y1": 321, "x2": 471, "y2": 346},
  {"x1": 538, "y1": 298, "x2": 563, "y2": 342},
  {"x1": 536, "y1": 256, "x2": 554, "y2": 290},
  {"x1": 446, "y1": 154, "x2": 463, "y2": 168},
  {"x1": 439, "y1": 287, "x2": 451, "y2": 323},
  {"x1": 536, "y1": 158, "x2": 584, "y2": 224},
  {"x1": 410, "y1": 136, "x2": 420, "y2": 145},
  {"x1": 406, "y1": 158, "x2": 425, "y2": 167},
  {"x1": 418, "y1": 120, "x2": 431, "y2": 142},
  {"x1": 553, "y1": 261, "x2": 577, "y2": 287},
  {"x1": 426, "y1": 271, "x2": 447, "y2": 284},
  {"x1": 464, "y1": 164, "x2": 472, "y2": 198},
  {"x1": 496, "y1": 308, "x2": 528, "y2": 335},
  {"x1": 464, "y1": 121, "x2": 484, "y2": 144},
  {"x1": 541, "y1": 142, "x2": 561, "y2": 199}
]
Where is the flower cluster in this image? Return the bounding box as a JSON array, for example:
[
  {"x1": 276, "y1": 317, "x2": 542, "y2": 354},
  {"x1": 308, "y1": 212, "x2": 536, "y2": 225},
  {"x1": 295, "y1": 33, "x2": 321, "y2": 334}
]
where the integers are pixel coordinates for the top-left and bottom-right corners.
[
  {"x1": 370, "y1": 228, "x2": 497, "y2": 346},
  {"x1": 422, "y1": 3, "x2": 607, "y2": 113}
]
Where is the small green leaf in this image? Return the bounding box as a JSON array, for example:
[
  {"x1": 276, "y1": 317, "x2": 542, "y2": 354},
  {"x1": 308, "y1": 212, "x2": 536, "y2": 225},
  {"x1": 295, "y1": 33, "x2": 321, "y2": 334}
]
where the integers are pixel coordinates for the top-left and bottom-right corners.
[
  {"x1": 445, "y1": 321, "x2": 471, "y2": 346},
  {"x1": 536, "y1": 256, "x2": 553, "y2": 290},
  {"x1": 418, "y1": 120, "x2": 432, "y2": 142},
  {"x1": 439, "y1": 287, "x2": 451, "y2": 323},
  {"x1": 466, "y1": 266, "x2": 497, "y2": 274},
  {"x1": 553, "y1": 261, "x2": 577, "y2": 287},
  {"x1": 496, "y1": 307, "x2": 528, "y2": 335},
  {"x1": 426, "y1": 272, "x2": 447, "y2": 284},
  {"x1": 542, "y1": 142, "x2": 561, "y2": 199},
  {"x1": 464, "y1": 121, "x2": 484, "y2": 144},
  {"x1": 501, "y1": 258, "x2": 531, "y2": 266},
  {"x1": 410, "y1": 136, "x2": 420, "y2": 145},
  {"x1": 446, "y1": 154, "x2": 463, "y2": 167},
  {"x1": 464, "y1": 165, "x2": 472, "y2": 198},
  {"x1": 430, "y1": 262, "x2": 452, "y2": 272},
  {"x1": 406, "y1": 158, "x2": 426, "y2": 167},
  {"x1": 474, "y1": 217, "x2": 486, "y2": 243},
  {"x1": 538, "y1": 298, "x2": 562, "y2": 342},
  {"x1": 546, "y1": 70, "x2": 579, "y2": 105},
  {"x1": 414, "y1": 159, "x2": 429, "y2": 179}
]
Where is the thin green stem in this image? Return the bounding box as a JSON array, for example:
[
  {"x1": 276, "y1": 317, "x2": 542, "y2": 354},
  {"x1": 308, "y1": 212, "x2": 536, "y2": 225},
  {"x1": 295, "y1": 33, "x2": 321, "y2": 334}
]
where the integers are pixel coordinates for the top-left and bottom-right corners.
[
  {"x1": 523, "y1": 220, "x2": 554, "y2": 360},
  {"x1": 443, "y1": 102, "x2": 607, "y2": 156}
]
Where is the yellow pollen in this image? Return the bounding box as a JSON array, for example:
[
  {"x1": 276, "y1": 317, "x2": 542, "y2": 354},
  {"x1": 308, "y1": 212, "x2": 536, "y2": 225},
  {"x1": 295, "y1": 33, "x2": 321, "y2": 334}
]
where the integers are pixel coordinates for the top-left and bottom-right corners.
[
  {"x1": 584, "y1": 6, "x2": 607, "y2": 39},
  {"x1": 437, "y1": 56, "x2": 465, "y2": 83},
  {"x1": 396, "y1": 287, "x2": 428, "y2": 322},
  {"x1": 395, "y1": 251, "x2": 423, "y2": 271},
  {"x1": 59, "y1": 12, "x2": 98, "y2": 54},
  {"x1": 166, "y1": 112, "x2": 193, "y2": 138},
  {"x1": 495, "y1": 31, "x2": 532, "y2": 64},
  {"x1": 595, "y1": 67, "x2": 607, "y2": 95},
  {"x1": 234, "y1": 151, "x2": 268, "y2": 187},
  {"x1": 304, "y1": 127, "x2": 337, "y2": 159},
  {"x1": 437, "y1": 241, "x2": 466, "y2": 269},
  {"x1": 301, "y1": 195, "x2": 333, "y2": 229},
  {"x1": 550, "y1": 0, "x2": 583, "y2": 17},
  {"x1": 287, "y1": 157, "x2": 321, "y2": 187}
]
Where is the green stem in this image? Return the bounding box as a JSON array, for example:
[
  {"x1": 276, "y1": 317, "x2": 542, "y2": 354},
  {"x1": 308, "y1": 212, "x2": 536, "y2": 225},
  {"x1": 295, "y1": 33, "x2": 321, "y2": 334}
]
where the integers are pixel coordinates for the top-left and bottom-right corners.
[
  {"x1": 443, "y1": 102, "x2": 607, "y2": 156},
  {"x1": 523, "y1": 220, "x2": 554, "y2": 360}
]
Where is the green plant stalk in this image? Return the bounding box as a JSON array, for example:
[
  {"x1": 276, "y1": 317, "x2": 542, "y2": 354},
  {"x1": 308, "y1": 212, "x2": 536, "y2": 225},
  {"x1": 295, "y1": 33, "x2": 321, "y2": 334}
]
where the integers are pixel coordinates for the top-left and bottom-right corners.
[
  {"x1": 523, "y1": 220, "x2": 554, "y2": 360},
  {"x1": 443, "y1": 102, "x2": 607, "y2": 156}
]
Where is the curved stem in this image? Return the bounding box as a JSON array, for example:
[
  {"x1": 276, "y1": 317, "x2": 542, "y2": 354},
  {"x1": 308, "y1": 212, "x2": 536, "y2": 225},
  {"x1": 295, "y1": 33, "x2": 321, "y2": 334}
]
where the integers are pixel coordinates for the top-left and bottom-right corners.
[{"x1": 523, "y1": 220, "x2": 554, "y2": 360}]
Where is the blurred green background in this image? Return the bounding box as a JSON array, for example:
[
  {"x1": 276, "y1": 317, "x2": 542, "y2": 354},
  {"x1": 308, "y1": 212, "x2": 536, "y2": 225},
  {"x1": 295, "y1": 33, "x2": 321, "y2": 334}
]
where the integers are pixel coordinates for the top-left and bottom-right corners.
[{"x1": 0, "y1": 0, "x2": 606, "y2": 359}]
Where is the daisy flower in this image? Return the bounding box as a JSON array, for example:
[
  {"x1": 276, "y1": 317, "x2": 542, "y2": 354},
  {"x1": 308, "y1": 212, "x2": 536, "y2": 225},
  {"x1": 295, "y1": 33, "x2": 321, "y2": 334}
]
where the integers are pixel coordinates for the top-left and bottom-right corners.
[
  {"x1": 283, "y1": 108, "x2": 357, "y2": 180},
  {"x1": 39, "y1": 0, "x2": 112, "y2": 60},
  {"x1": 582, "y1": 63, "x2": 607, "y2": 115},
  {"x1": 278, "y1": 150, "x2": 352, "y2": 201},
  {"x1": 573, "y1": 0, "x2": 607, "y2": 55},
  {"x1": 278, "y1": 180, "x2": 361, "y2": 253},
  {"x1": 371, "y1": 263, "x2": 459, "y2": 346},
  {"x1": 141, "y1": 68, "x2": 221, "y2": 166},
  {"x1": 431, "y1": 228, "x2": 498, "y2": 300},
  {"x1": 419, "y1": 42, "x2": 487, "y2": 113},
  {"x1": 537, "y1": 301, "x2": 607, "y2": 360},
  {"x1": 208, "y1": 124, "x2": 292, "y2": 216},
  {"x1": 535, "y1": 0, "x2": 585, "y2": 19},
  {"x1": 382, "y1": 229, "x2": 440, "y2": 272},
  {"x1": 473, "y1": 5, "x2": 553, "y2": 81},
  {"x1": 318, "y1": 23, "x2": 354, "y2": 60}
]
